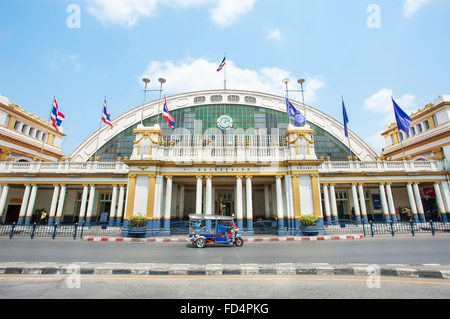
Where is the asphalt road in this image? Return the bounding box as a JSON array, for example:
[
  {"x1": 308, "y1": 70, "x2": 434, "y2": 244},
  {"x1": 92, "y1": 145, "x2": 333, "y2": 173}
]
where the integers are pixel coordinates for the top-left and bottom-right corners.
[{"x1": 1, "y1": 235, "x2": 449, "y2": 265}]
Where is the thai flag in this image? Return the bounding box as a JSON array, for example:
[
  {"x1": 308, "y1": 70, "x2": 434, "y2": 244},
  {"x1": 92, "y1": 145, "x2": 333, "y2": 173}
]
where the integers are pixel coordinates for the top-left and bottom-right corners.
[
  {"x1": 217, "y1": 55, "x2": 226, "y2": 72},
  {"x1": 162, "y1": 97, "x2": 175, "y2": 128},
  {"x1": 50, "y1": 98, "x2": 65, "y2": 132},
  {"x1": 102, "y1": 98, "x2": 113, "y2": 129}
]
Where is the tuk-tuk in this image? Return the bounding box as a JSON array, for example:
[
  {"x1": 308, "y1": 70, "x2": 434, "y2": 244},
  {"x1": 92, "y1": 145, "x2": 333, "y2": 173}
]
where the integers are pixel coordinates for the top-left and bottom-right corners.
[{"x1": 188, "y1": 214, "x2": 244, "y2": 248}]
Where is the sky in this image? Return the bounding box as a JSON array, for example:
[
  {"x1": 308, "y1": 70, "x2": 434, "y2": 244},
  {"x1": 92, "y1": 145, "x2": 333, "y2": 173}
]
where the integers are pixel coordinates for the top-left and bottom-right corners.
[{"x1": 0, "y1": 0, "x2": 449, "y2": 157}]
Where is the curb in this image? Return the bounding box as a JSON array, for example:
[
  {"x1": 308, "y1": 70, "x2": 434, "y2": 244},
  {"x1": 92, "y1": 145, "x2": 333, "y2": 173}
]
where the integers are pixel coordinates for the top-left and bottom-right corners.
[
  {"x1": 1, "y1": 263, "x2": 449, "y2": 279},
  {"x1": 82, "y1": 234, "x2": 365, "y2": 242}
]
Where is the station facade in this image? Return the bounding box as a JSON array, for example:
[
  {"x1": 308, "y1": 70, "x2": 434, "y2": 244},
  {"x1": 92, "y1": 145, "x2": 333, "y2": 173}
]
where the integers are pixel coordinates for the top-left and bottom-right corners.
[{"x1": 1, "y1": 90, "x2": 449, "y2": 237}]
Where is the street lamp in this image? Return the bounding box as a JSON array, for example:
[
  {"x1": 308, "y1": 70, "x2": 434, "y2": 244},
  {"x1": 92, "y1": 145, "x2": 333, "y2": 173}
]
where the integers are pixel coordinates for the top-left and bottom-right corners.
[
  {"x1": 284, "y1": 78, "x2": 307, "y2": 126},
  {"x1": 140, "y1": 78, "x2": 166, "y2": 127},
  {"x1": 141, "y1": 78, "x2": 151, "y2": 125}
]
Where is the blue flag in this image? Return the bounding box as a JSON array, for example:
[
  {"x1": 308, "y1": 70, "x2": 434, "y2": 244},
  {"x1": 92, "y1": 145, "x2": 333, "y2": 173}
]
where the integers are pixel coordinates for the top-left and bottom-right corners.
[
  {"x1": 392, "y1": 97, "x2": 411, "y2": 133},
  {"x1": 286, "y1": 98, "x2": 305, "y2": 127},
  {"x1": 342, "y1": 99, "x2": 349, "y2": 138}
]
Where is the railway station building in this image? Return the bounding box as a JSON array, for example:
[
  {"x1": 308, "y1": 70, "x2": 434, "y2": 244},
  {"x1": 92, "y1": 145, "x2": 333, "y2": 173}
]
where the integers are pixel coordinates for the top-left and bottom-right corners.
[{"x1": 1, "y1": 89, "x2": 449, "y2": 237}]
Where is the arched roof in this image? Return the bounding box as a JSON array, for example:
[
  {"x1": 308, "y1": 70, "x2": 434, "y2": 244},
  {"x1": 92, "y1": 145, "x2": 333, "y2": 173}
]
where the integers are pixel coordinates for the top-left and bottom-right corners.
[{"x1": 69, "y1": 89, "x2": 377, "y2": 162}]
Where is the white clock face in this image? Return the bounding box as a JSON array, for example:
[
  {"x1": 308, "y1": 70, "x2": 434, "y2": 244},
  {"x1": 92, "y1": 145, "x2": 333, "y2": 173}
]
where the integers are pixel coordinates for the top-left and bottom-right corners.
[{"x1": 218, "y1": 116, "x2": 233, "y2": 130}]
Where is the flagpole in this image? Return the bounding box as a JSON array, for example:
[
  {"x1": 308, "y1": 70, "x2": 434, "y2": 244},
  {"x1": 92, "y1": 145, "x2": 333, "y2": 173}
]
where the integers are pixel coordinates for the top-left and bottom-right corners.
[
  {"x1": 343, "y1": 96, "x2": 353, "y2": 158},
  {"x1": 224, "y1": 52, "x2": 227, "y2": 90},
  {"x1": 94, "y1": 96, "x2": 105, "y2": 161},
  {"x1": 391, "y1": 95, "x2": 407, "y2": 159},
  {"x1": 39, "y1": 97, "x2": 55, "y2": 162}
]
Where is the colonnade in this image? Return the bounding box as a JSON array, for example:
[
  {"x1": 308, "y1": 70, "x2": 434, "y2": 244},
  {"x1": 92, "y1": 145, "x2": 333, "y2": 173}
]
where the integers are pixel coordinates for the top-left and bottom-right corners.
[
  {"x1": 0, "y1": 183, "x2": 126, "y2": 225},
  {"x1": 320, "y1": 181, "x2": 450, "y2": 223}
]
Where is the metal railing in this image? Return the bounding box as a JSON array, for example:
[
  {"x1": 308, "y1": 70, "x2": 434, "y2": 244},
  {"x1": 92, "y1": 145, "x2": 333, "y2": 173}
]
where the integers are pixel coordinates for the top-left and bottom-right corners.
[
  {"x1": 324, "y1": 220, "x2": 450, "y2": 237},
  {"x1": 1, "y1": 222, "x2": 123, "y2": 239}
]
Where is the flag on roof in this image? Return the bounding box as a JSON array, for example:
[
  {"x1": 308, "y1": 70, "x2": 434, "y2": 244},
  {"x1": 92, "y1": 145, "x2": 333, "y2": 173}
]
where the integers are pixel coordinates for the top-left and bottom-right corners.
[
  {"x1": 342, "y1": 98, "x2": 349, "y2": 138},
  {"x1": 51, "y1": 98, "x2": 65, "y2": 132},
  {"x1": 392, "y1": 97, "x2": 411, "y2": 133},
  {"x1": 217, "y1": 54, "x2": 226, "y2": 72},
  {"x1": 102, "y1": 97, "x2": 113, "y2": 129},
  {"x1": 286, "y1": 98, "x2": 306, "y2": 127},
  {"x1": 162, "y1": 96, "x2": 175, "y2": 128}
]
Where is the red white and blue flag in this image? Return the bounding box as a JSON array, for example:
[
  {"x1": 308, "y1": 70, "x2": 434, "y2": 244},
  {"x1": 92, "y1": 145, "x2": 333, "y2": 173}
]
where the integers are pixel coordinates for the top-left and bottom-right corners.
[
  {"x1": 51, "y1": 98, "x2": 65, "y2": 132},
  {"x1": 102, "y1": 97, "x2": 113, "y2": 129},
  {"x1": 217, "y1": 54, "x2": 226, "y2": 72},
  {"x1": 162, "y1": 96, "x2": 175, "y2": 128}
]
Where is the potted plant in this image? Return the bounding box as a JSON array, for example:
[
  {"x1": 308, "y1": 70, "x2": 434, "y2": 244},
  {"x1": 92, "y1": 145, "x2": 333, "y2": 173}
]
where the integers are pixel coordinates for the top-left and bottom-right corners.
[
  {"x1": 300, "y1": 214, "x2": 320, "y2": 236},
  {"x1": 130, "y1": 213, "x2": 146, "y2": 228}
]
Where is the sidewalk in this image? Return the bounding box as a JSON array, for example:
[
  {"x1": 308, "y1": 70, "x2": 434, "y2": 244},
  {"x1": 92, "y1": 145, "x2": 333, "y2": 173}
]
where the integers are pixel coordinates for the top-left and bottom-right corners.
[
  {"x1": 1, "y1": 261, "x2": 449, "y2": 279},
  {"x1": 82, "y1": 234, "x2": 365, "y2": 242}
]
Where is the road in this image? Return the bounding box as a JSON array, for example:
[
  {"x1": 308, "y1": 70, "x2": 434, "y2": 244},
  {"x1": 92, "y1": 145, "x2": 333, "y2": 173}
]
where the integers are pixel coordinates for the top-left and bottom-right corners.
[
  {"x1": 1, "y1": 235, "x2": 449, "y2": 300},
  {"x1": 1, "y1": 235, "x2": 449, "y2": 265}
]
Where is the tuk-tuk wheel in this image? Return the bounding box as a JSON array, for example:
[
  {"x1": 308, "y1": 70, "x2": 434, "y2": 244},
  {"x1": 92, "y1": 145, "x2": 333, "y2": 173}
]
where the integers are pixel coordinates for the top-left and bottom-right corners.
[
  {"x1": 234, "y1": 237, "x2": 244, "y2": 247},
  {"x1": 195, "y1": 237, "x2": 206, "y2": 248}
]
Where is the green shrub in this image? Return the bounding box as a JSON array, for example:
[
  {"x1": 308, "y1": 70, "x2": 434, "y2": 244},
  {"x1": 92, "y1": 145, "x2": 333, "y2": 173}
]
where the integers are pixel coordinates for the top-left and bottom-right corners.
[
  {"x1": 130, "y1": 213, "x2": 146, "y2": 227},
  {"x1": 301, "y1": 215, "x2": 319, "y2": 227}
]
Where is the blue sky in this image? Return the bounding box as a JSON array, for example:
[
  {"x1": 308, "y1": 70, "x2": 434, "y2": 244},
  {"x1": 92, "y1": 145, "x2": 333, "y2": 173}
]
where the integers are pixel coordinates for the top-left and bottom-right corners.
[{"x1": 0, "y1": 0, "x2": 448, "y2": 156}]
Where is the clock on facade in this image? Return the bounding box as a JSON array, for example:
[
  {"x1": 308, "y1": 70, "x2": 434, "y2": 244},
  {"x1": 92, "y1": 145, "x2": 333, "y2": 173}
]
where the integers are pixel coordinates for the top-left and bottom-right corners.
[{"x1": 217, "y1": 115, "x2": 233, "y2": 130}]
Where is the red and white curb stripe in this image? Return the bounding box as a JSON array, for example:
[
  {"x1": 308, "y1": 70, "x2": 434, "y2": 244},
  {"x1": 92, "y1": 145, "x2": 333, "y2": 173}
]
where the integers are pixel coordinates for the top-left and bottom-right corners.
[{"x1": 83, "y1": 234, "x2": 364, "y2": 242}]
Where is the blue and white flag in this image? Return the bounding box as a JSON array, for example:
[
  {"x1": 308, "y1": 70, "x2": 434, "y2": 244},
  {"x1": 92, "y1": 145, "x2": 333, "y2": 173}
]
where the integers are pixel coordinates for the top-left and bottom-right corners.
[
  {"x1": 102, "y1": 97, "x2": 113, "y2": 129},
  {"x1": 162, "y1": 97, "x2": 175, "y2": 128},
  {"x1": 286, "y1": 98, "x2": 306, "y2": 127},
  {"x1": 51, "y1": 98, "x2": 65, "y2": 132},
  {"x1": 342, "y1": 99, "x2": 349, "y2": 138},
  {"x1": 217, "y1": 54, "x2": 226, "y2": 72},
  {"x1": 392, "y1": 97, "x2": 411, "y2": 133}
]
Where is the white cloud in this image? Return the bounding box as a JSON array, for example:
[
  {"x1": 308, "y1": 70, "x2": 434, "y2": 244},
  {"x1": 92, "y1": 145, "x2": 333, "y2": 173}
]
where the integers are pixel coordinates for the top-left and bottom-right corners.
[
  {"x1": 141, "y1": 57, "x2": 325, "y2": 104},
  {"x1": 84, "y1": 0, "x2": 256, "y2": 27},
  {"x1": 49, "y1": 51, "x2": 82, "y2": 72},
  {"x1": 267, "y1": 29, "x2": 283, "y2": 41},
  {"x1": 209, "y1": 0, "x2": 257, "y2": 27},
  {"x1": 404, "y1": 0, "x2": 430, "y2": 18},
  {"x1": 364, "y1": 88, "x2": 416, "y2": 127}
]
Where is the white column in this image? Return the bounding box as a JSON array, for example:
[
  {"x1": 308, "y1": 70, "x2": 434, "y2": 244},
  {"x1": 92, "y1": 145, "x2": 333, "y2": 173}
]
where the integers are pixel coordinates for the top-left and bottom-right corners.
[
  {"x1": 264, "y1": 185, "x2": 270, "y2": 218},
  {"x1": 351, "y1": 184, "x2": 361, "y2": 222},
  {"x1": 86, "y1": 184, "x2": 96, "y2": 222},
  {"x1": 413, "y1": 182, "x2": 425, "y2": 222},
  {"x1": 19, "y1": 184, "x2": 31, "y2": 223},
  {"x1": 236, "y1": 176, "x2": 243, "y2": 228},
  {"x1": 117, "y1": 185, "x2": 125, "y2": 222},
  {"x1": 385, "y1": 183, "x2": 397, "y2": 222},
  {"x1": 25, "y1": 185, "x2": 38, "y2": 224},
  {"x1": 196, "y1": 176, "x2": 203, "y2": 215},
  {"x1": 284, "y1": 175, "x2": 292, "y2": 223},
  {"x1": 329, "y1": 184, "x2": 338, "y2": 221},
  {"x1": 206, "y1": 176, "x2": 212, "y2": 216},
  {"x1": 434, "y1": 182, "x2": 446, "y2": 221},
  {"x1": 110, "y1": 185, "x2": 118, "y2": 221},
  {"x1": 379, "y1": 183, "x2": 390, "y2": 222},
  {"x1": 164, "y1": 176, "x2": 173, "y2": 227},
  {"x1": 358, "y1": 184, "x2": 368, "y2": 223},
  {"x1": 406, "y1": 182, "x2": 418, "y2": 222},
  {"x1": 0, "y1": 184, "x2": 10, "y2": 219},
  {"x1": 79, "y1": 185, "x2": 89, "y2": 222},
  {"x1": 440, "y1": 182, "x2": 450, "y2": 214},
  {"x1": 49, "y1": 184, "x2": 60, "y2": 223},
  {"x1": 322, "y1": 184, "x2": 331, "y2": 222},
  {"x1": 275, "y1": 176, "x2": 284, "y2": 220},
  {"x1": 56, "y1": 184, "x2": 67, "y2": 224},
  {"x1": 245, "y1": 176, "x2": 253, "y2": 220},
  {"x1": 179, "y1": 185, "x2": 185, "y2": 219}
]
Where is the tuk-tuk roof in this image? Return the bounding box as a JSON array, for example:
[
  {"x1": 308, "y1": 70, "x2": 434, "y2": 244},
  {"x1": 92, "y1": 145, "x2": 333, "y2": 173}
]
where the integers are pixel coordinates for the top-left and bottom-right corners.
[{"x1": 189, "y1": 214, "x2": 235, "y2": 221}]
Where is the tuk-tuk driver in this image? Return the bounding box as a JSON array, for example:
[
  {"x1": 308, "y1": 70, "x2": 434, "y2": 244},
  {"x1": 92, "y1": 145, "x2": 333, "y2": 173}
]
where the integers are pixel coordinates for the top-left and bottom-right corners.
[{"x1": 217, "y1": 221, "x2": 231, "y2": 242}]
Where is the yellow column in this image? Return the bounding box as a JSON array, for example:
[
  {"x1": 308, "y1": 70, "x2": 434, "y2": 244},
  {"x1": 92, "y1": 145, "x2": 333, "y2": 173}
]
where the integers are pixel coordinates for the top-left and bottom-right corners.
[
  {"x1": 147, "y1": 174, "x2": 157, "y2": 222},
  {"x1": 311, "y1": 173, "x2": 322, "y2": 218},
  {"x1": 291, "y1": 174, "x2": 301, "y2": 219},
  {"x1": 124, "y1": 174, "x2": 137, "y2": 220}
]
